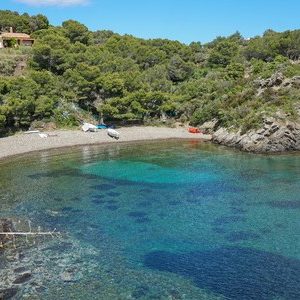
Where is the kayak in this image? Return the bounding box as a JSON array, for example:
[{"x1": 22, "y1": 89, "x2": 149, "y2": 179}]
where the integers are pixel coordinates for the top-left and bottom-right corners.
[
  {"x1": 188, "y1": 127, "x2": 201, "y2": 134},
  {"x1": 96, "y1": 124, "x2": 108, "y2": 129}
]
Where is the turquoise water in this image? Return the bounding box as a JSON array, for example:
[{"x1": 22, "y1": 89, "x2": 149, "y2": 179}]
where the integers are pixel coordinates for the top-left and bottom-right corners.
[{"x1": 0, "y1": 140, "x2": 300, "y2": 299}]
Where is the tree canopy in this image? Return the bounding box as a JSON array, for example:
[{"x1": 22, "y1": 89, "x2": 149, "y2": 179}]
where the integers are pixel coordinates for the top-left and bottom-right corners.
[
  {"x1": 0, "y1": 10, "x2": 49, "y2": 33},
  {"x1": 0, "y1": 10, "x2": 299, "y2": 135}
]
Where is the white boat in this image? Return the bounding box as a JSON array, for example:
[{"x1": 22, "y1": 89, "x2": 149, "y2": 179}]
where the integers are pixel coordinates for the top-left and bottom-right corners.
[
  {"x1": 107, "y1": 128, "x2": 120, "y2": 140},
  {"x1": 82, "y1": 123, "x2": 97, "y2": 132}
]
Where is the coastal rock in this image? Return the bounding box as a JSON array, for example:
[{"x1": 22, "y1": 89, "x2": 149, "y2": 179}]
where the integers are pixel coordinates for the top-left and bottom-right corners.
[
  {"x1": 213, "y1": 117, "x2": 300, "y2": 153},
  {"x1": 200, "y1": 119, "x2": 218, "y2": 134}
]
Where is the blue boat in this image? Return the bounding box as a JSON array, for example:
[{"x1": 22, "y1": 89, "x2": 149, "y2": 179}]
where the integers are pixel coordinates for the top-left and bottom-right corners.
[{"x1": 96, "y1": 124, "x2": 108, "y2": 129}]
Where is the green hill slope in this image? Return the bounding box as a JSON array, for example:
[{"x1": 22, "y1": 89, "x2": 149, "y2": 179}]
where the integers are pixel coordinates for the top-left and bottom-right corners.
[{"x1": 0, "y1": 10, "x2": 299, "y2": 142}]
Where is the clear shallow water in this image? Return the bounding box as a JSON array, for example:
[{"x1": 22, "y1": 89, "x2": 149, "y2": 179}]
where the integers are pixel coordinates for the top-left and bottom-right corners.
[{"x1": 0, "y1": 140, "x2": 300, "y2": 299}]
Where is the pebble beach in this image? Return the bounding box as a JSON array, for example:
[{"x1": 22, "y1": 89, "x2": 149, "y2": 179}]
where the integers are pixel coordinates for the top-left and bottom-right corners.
[{"x1": 0, "y1": 126, "x2": 212, "y2": 160}]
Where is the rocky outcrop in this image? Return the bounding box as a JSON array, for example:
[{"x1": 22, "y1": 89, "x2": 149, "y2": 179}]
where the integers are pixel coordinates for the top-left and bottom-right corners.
[
  {"x1": 282, "y1": 76, "x2": 300, "y2": 88},
  {"x1": 255, "y1": 73, "x2": 300, "y2": 96},
  {"x1": 255, "y1": 72, "x2": 284, "y2": 88},
  {"x1": 212, "y1": 117, "x2": 300, "y2": 152},
  {"x1": 200, "y1": 119, "x2": 218, "y2": 134},
  {"x1": 254, "y1": 73, "x2": 300, "y2": 89}
]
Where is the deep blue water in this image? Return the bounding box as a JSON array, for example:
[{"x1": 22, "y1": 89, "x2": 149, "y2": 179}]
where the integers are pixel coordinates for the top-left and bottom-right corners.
[{"x1": 0, "y1": 140, "x2": 300, "y2": 299}]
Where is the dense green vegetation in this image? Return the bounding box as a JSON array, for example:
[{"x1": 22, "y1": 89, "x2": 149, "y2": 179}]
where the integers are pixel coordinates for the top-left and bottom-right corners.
[
  {"x1": 0, "y1": 10, "x2": 299, "y2": 135},
  {"x1": 0, "y1": 10, "x2": 49, "y2": 33}
]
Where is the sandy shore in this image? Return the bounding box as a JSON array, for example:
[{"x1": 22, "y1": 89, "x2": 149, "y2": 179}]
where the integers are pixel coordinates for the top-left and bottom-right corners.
[{"x1": 0, "y1": 126, "x2": 212, "y2": 160}]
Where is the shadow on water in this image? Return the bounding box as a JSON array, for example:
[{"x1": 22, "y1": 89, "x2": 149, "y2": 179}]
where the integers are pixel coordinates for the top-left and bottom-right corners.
[{"x1": 144, "y1": 247, "x2": 300, "y2": 300}]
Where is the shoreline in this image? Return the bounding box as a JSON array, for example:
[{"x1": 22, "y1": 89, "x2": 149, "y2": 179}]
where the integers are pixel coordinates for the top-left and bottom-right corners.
[{"x1": 0, "y1": 126, "x2": 212, "y2": 160}]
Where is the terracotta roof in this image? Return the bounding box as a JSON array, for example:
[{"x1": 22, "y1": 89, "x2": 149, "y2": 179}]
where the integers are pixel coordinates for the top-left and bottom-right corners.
[{"x1": 0, "y1": 32, "x2": 32, "y2": 39}]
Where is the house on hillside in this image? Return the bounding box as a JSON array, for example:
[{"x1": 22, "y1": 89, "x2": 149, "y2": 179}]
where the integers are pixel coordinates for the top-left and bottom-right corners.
[{"x1": 0, "y1": 27, "x2": 34, "y2": 48}]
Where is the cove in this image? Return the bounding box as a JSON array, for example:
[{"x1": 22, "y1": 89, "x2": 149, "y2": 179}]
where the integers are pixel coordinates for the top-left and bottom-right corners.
[{"x1": 0, "y1": 140, "x2": 300, "y2": 299}]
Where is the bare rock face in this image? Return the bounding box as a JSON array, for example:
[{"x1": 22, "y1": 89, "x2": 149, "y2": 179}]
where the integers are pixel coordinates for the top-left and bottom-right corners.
[
  {"x1": 200, "y1": 119, "x2": 218, "y2": 134},
  {"x1": 213, "y1": 118, "x2": 300, "y2": 153},
  {"x1": 255, "y1": 73, "x2": 299, "y2": 97},
  {"x1": 255, "y1": 72, "x2": 284, "y2": 89},
  {"x1": 282, "y1": 76, "x2": 300, "y2": 88}
]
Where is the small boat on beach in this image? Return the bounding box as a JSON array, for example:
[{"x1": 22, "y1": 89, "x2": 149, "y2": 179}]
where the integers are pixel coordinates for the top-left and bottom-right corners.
[
  {"x1": 107, "y1": 128, "x2": 120, "y2": 140},
  {"x1": 96, "y1": 123, "x2": 108, "y2": 129},
  {"x1": 188, "y1": 127, "x2": 201, "y2": 134},
  {"x1": 82, "y1": 123, "x2": 97, "y2": 132}
]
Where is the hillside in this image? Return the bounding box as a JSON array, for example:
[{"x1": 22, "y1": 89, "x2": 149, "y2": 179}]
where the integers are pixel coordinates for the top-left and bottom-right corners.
[
  {"x1": 0, "y1": 10, "x2": 299, "y2": 151},
  {"x1": 0, "y1": 47, "x2": 31, "y2": 76}
]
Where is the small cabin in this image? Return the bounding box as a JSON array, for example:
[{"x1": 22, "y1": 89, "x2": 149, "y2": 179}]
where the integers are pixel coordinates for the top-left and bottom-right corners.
[{"x1": 0, "y1": 27, "x2": 34, "y2": 48}]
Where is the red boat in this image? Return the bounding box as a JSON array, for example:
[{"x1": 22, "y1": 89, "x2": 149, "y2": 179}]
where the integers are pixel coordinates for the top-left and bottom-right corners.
[{"x1": 188, "y1": 127, "x2": 201, "y2": 134}]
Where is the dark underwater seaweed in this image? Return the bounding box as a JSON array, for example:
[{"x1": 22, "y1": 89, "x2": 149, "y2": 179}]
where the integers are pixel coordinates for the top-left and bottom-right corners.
[
  {"x1": 212, "y1": 215, "x2": 246, "y2": 226},
  {"x1": 225, "y1": 231, "x2": 260, "y2": 242},
  {"x1": 267, "y1": 200, "x2": 300, "y2": 209},
  {"x1": 90, "y1": 184, "x2": 116, "y2": 191},
  {"x1": 128, "y1": 211, "x2": 148, "y2": 218},
  {"x1": 144, "y1": 247, "x2": 300, "y2": 300}
]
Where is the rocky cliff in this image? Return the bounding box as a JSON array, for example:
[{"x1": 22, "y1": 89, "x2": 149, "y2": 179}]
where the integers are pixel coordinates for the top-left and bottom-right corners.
[
  {"x1": 202, "y1": 73, "x2": 300, "y2": 153},
  {"x1": 212, "y1": 117, "x2": 300, "y2": 153}
]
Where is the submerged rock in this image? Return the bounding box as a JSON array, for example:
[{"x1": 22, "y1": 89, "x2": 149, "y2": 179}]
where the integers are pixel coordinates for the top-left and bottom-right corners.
[
  {"x1": 14, "y1": 266, "x2": 28, "y2": 273},
  {"x1": 60, "y1": 271, "x2": 74, "y2": 282},
  {"x1": 60, "y1": 270, "x2": 82, "y2": 282},
  {"x1": 0, "y1": 218, "x2": 15, "y2": 247},
  {"x1": 13, "y1": 272, "x2": 32, "y2": 284},
  {"x1": 0, "y1": 288, "x2": 18, "y2": 299}
]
